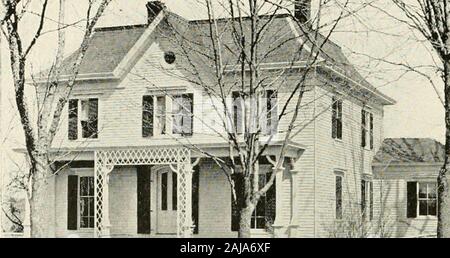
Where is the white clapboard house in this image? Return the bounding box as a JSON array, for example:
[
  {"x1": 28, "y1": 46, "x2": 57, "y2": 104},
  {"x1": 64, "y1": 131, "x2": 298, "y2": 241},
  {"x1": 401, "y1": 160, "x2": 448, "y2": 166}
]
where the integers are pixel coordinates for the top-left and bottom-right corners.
[{"x1": 26, "y1": 1, "x2": 395, "y2": 238}]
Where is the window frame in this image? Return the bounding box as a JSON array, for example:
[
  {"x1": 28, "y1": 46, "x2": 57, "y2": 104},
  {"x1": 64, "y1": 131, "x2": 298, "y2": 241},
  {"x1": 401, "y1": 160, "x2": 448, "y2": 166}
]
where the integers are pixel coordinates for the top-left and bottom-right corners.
[
  {"x1": 68, "y1": 98, "x2": 99, "y2": 140},
  {"x1": 417, "y1": 182, "x2": 437, "y2": 218},
  {"x1": 72, "y1": 169, "x2": 95, "y2": 231}
]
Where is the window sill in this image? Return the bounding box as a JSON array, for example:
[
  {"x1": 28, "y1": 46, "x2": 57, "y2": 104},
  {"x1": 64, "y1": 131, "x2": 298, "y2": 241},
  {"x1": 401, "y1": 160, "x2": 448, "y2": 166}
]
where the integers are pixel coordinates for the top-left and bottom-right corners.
[
  {"x1": 144, "y1": 134, "x2": 194, "y2": 139},
  {"x1": 333, "y1": 138, "x2": 343, "y2": 143}
]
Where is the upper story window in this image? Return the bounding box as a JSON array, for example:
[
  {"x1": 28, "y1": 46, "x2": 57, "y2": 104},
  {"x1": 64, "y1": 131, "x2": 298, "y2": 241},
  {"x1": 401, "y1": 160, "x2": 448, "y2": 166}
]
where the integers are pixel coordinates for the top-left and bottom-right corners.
[
  {"x1": 407, "y1": 181, "x2": 437, "y2": 218},
  {"x1": 142, "y1": 94, "x2": 194, "y2": 138},
  {"x1": 331, "y1": 97, "x2": 342, "y2": 140},
  {"x1": 361, "y1": 109, "x2": 374, "y2": 150},
  {"x1": 231, "y1": 90, "x2": 278, "y2": 136},
  {"x1": 68, "y1": 98, "x2": 98, "y2": 140}
]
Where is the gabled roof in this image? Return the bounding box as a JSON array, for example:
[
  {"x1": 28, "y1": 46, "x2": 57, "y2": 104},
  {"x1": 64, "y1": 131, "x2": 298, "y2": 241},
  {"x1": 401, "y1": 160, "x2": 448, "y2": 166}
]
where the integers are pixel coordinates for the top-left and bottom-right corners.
[
  {"x1": 51, "y1": 10, "x2": 394, "y2": 105},
  {"x1": 59, "y1": 25, "x2": 146, "y2": 76},
  {"x1": 374, "y1": 138, "x2": 445, "y2": 164}
]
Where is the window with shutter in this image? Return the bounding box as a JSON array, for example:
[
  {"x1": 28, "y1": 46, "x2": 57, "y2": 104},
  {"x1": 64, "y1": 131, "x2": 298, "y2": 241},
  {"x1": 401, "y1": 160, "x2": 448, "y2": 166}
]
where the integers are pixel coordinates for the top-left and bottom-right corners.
[
  {"x1": 68, "y1": 99, "x2": 78, "y2": 140},
  {"x1": 142, "y1": 96, "x2": 154, "y2": 138}
]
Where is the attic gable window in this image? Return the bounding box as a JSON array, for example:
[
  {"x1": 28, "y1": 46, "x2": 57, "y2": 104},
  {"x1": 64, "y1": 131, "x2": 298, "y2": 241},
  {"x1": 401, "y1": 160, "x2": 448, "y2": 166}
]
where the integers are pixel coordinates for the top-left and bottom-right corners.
[
  {"x1": 68, "y1": 98, "x2": 98, "y2": 140},
  {"x1": 331, "y1": 97, "x2": 342, "y2": 140}
]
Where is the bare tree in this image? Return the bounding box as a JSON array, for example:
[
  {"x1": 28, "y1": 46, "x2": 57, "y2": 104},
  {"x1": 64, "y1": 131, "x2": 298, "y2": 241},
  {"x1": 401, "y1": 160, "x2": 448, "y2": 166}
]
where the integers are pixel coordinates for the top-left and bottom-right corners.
[
  {"x1": 141, "y1": 0, "x2": 370, "y2": 237},
  {"x1": 1, "y1": 0, "x2": 112, "y2": 237},
  {"x1": 387, "y1": 0, "x2": 450, "y2": 238}
]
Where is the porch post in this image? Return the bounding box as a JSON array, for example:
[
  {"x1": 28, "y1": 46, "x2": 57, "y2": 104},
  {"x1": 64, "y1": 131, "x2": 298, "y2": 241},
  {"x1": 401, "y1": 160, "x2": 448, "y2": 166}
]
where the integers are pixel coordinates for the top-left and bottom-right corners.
[
  {"x1": 178, "y1": 161, "x2": 193, "y2": 238},
  {"x1": 101, "y1": 171, "x2": 112, "y2": 238},
  {"x1": 289, "y1": 168, "x2": 300, "y2": 237},
  {"x1": 23, "y1": 195, "x2": 31, "y2": 238},
  {"x1": 271, "y1": 166, "x2": 286, "y2": 237}
]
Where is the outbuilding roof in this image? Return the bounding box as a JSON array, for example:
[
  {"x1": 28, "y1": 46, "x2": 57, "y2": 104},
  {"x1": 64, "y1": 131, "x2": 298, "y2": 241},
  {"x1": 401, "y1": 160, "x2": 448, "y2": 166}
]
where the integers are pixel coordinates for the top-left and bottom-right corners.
[{"x1": 374, "y1": 138, "x2": 445, "y2": 164}]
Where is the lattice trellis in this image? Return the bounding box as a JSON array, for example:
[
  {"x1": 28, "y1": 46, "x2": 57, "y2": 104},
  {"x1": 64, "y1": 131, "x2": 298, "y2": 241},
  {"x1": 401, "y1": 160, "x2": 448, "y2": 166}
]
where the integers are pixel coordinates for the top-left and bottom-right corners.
[{"x1": 94, "y1": 147, "x2": 193, "y2": 238}]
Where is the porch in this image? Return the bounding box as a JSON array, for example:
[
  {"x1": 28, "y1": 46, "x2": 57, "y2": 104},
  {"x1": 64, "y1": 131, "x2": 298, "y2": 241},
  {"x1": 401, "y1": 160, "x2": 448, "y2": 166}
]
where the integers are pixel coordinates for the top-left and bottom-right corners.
[{"x1": 47, "y1": 142, "x2": 304, "y2": 238}]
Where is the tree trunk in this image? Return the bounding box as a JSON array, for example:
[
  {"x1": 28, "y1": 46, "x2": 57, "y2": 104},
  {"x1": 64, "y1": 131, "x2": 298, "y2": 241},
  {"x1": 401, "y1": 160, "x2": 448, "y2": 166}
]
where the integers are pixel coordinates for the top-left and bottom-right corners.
[
  {"x1": 28, "y1": 154, "x2": 52, "y2": 238},
  {"x1": 438, "y1": 60, "x2": 450, "y2": 238},
  {"x1": 238, "y1": 205, "x2": 254, "y2": 238}
]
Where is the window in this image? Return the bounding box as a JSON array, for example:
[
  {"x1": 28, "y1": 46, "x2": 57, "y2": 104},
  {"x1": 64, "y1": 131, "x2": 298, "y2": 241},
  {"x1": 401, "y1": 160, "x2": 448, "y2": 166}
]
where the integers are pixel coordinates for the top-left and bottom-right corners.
[
  {"x1": 361, "y1": 109, "x2": 374, "y2": 149},
  {"x1": 172, "y1": 94, "x2": 194, "y2": 136},
  {"x1": 332, "y1": 97, "x2": 342, "y2": 140},
  {"x1": 68, "y1": 98, "x2": 98, "y2": 140},
  {"x1": 418, "y1": 182, "x2": 437, "y2": 216},
  {"x1": 361, "y1": 179, "x2": 373, "y2": 221},
  {"x1": 336, "y1": 175, "x2": 343, "y2": 220},
  {"x1": 79, "y1": 176, "x2": 95, "y2": 229}
]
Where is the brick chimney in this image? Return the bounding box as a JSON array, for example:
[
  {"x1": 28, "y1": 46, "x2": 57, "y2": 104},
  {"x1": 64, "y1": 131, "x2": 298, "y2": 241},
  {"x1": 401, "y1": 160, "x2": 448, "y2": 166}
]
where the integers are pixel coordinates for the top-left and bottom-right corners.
[
  {"x1": 294, "y1": 0, "x2": 311, "y2": 24},
  {"x1": 146, "y1": 1, "x2": 165, "y2": 24}
]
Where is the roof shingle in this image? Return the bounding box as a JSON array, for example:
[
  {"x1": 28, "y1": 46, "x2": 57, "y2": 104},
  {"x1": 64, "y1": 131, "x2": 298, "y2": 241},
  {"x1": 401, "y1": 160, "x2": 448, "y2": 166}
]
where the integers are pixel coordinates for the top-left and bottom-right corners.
[{"x1": 374, "y1": 138, "x2": 445, "y2": 164}]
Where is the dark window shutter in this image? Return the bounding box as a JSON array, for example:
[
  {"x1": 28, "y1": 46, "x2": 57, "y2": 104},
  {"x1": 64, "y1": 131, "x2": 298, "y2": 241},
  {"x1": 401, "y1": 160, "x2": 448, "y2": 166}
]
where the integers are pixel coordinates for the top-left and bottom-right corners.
[
  {"x1": 332, "y1": 98, "x2": 337, "y2": 139},
  {"x1": 337, "y1": 100, "x2": 342, "y2": 139},
  {"x1": 192, "y1": 165, "x2": 200, "y2": 234},
  {"x1": 67, "y1": 175, "x2": 78, "y2": 230},
  {"x1": 407, "y1": 181, "x2": 418, "y2": 218},
  {"x1": 68, "y1": 99, "x2": 78, "y2": 140},
  {"x1": 361, "y1": 109, "x2": 366, "y2": 147},
  {"x1": 231, "y1": 173, "x2": 245, "y2": 231},
  {"x1": 88, "y1": 98, "x2": 98, "y2": 139},
  {"x1": 137, "y1": 166, "x2": 151, "y2": 234},
  {"x1": 142, "y1": 96, "x2": 154, "y2": 137},
  {"x1": 361, "y1": 180, "x2": 366, "y2": 219},
  {"x1": 172, "y1": 172, "x2": 177, "y2": 210},
  {"x1": 369, "y1": 113, "x2": 374, "y2": 150},
  {"x1": 265, "y1": 172, "x2": 276, "y2": 227}
]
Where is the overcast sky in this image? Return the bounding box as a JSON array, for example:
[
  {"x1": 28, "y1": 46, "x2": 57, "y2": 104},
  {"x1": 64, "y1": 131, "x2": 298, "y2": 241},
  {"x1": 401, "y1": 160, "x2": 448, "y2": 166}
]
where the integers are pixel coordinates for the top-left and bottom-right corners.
[{"x1": 0, "y1": 0, "x2": 445, "y2": 154}]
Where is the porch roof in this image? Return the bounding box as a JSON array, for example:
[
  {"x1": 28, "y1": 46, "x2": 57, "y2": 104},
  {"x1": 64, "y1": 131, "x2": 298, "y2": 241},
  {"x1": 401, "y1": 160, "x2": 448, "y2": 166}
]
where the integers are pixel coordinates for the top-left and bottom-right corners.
[{"x1": 35, "y1": 140, "x2": 306, "y2": 162}]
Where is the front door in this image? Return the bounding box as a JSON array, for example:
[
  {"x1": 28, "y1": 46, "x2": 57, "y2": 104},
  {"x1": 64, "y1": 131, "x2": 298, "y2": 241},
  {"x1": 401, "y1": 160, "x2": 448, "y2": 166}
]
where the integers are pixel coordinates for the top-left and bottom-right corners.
[{"x1": 156, "y1": 167, "x2": 178, "y2": 234}]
